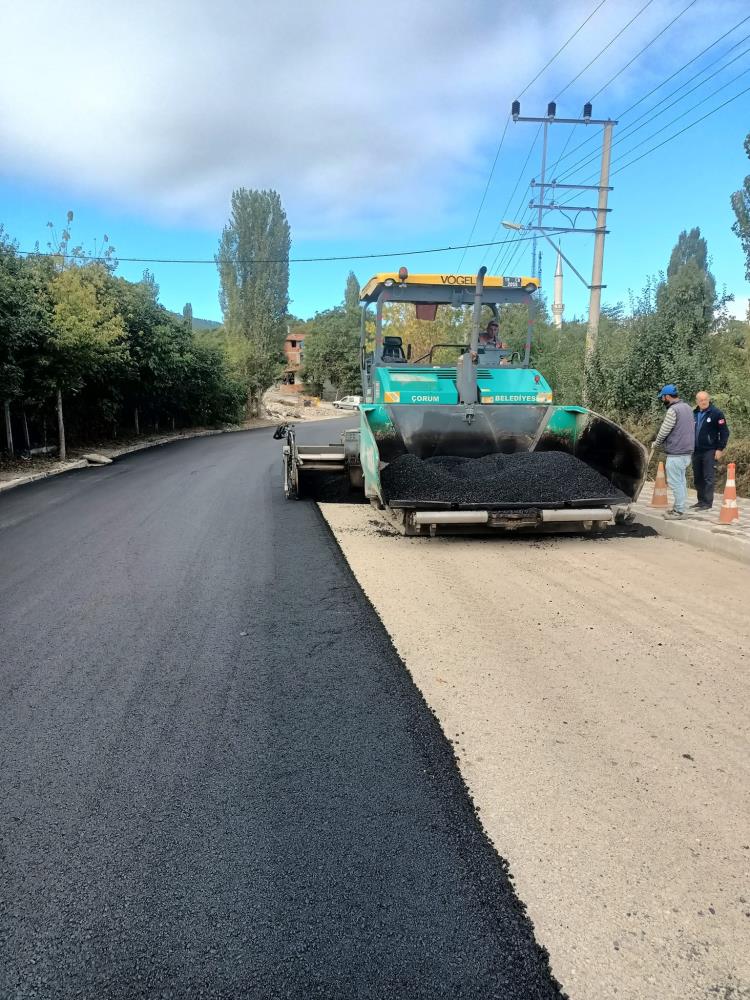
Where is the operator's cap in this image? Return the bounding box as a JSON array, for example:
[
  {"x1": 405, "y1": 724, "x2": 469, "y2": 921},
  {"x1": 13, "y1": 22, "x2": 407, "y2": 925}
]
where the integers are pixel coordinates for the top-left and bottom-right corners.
[{"x1": 658, "y1": 384, "x2": 678, "y2": 398}]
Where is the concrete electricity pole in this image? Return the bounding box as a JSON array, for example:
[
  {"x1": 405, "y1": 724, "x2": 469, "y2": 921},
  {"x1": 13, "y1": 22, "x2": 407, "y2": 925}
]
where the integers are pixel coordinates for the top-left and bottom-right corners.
[
  {"x1": 585, "y1": 121, "x2": 614, "y2": 372},
  {"x1": 509, "y1": 101, "x2": 616, "y2": 403}
]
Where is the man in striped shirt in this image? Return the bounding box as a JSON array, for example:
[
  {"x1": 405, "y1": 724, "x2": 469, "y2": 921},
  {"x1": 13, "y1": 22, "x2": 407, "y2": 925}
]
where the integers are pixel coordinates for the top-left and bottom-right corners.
[{"x1": 652, "y1": 385, "x2": 694, "y2": 519}]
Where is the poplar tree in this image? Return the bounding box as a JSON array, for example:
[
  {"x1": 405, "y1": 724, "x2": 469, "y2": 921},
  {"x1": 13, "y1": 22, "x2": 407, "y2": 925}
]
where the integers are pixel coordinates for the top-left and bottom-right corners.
[
  {"x1": 216, "y1": 189, "x2": 291, "y2": 415},
  {"x1": 344, "y1": 271, "x2": 360, "y2": 314},
  {"x1": 731, "y1": 133, "x2": 750, "y2": 283},
  {"x1": 615, "y1": 229, "x2": 716, "y2": 415}
]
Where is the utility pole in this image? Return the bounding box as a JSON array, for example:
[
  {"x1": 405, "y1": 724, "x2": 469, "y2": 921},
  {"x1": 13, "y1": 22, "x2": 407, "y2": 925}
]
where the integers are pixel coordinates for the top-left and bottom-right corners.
[
  {"x1": 510, "y1": 100, "x2": 616, "y2": 404},
  {"x1": 585, "y1": 121, "x2": 613, "y2": 371}
]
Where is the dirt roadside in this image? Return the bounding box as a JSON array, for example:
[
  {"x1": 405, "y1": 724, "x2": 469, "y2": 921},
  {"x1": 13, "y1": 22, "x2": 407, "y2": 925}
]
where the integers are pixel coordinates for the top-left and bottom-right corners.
[{"x1": 320, "y1": 504, "x2": 750, "y2": 1000}]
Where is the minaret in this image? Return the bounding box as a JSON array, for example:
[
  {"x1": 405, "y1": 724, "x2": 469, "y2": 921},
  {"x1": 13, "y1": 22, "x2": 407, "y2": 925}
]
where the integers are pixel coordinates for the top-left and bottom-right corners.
[{"x1": 552, "y1": 246, "x2": 564, "y2": 329}]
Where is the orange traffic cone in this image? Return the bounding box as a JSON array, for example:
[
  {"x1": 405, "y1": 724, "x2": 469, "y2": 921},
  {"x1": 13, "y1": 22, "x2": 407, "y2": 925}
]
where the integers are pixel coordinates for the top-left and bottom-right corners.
[
  {"x1": 718, "y1": 462, "x2": 740, "y2": 524},
  {"x1": 651, "y1": 461, "x2": 668, "y2": 508}
]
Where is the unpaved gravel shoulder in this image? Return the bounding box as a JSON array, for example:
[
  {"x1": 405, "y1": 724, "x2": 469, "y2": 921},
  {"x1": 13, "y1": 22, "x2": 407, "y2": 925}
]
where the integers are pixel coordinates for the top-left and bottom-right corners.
[{"x1": 320, "y1": 503, "x2": 750, "y2": 1000}]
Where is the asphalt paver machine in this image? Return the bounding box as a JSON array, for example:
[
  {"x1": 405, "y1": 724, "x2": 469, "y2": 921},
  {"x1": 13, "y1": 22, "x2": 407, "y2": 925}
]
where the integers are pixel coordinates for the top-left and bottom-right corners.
[{"x1": 282, "y1": 267, "x2": 648, "y2": 534}]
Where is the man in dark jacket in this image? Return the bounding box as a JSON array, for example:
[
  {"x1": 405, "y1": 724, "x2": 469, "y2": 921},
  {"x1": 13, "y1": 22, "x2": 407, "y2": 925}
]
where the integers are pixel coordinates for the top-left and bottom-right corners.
[
  {"x1": 652, "y1": 385, "x2": 694, "y2": 519},
  {"x1": 691, "y1": 391, "x2": 730, "y2": 510}
]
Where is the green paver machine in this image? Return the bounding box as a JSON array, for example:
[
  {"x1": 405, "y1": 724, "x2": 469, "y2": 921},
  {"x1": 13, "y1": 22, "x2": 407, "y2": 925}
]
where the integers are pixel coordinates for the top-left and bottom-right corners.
[{"x1": 282, "y1": 267, "x2": 648, "y2": 534}]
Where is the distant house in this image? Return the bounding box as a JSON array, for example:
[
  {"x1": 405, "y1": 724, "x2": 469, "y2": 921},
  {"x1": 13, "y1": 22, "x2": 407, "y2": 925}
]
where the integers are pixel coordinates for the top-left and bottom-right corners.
[{"x1": 283, "y1": 331, "x2": 305, "y2": 386}]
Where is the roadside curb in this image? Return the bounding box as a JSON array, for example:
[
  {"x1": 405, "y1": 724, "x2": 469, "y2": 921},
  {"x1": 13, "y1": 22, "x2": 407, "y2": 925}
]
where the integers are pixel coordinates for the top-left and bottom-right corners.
[
  {"x1": 633, "y1": 507, "x2": 750, "y2": 565},
  {"x1": 0, "y1": 424, "x2": 264, "y2": 496},
  {"x1": 0, "y1": 459, "x2": 90, "y2": 493}
]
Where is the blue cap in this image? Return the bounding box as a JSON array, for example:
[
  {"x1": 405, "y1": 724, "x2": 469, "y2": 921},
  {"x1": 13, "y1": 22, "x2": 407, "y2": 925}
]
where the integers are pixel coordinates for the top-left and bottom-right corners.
[{"x1": 658, "y1": 384, "x2": 678, "y2": 398}]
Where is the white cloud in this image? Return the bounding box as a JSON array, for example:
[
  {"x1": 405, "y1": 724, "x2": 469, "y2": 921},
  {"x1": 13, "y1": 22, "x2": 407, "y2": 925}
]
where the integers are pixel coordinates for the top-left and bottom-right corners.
[{"x1": 0, "y1": 0, "x2": 742, "y2": 237}]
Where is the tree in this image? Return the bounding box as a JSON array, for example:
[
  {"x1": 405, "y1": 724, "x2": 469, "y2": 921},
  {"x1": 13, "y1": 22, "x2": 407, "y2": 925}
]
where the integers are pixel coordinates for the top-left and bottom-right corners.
[
  {"x1": 0, "y1": 218, "x2": 247, "y2": 457},
  {"x1": 344, "y1": 271, "x2": 360, "y2": 314},
  {"x1": 112, "y1": 275, "x2": 183, "y2": 434},
  {"x1": 0, "y1": 234, "x2": 26, "y2": 453},
  {"x1": 711, "y1": 323, "x2": 750, "y2": 432},
  {"x1": 731, "y1": 132, "x2": 750, "y2": 282},
  {"x1": 49, "y1": 264, "x2": 126, "y2": 457},
  {"x1": 614, "y1": 230, "x2": 717, "y2": 416},
  {"x1": 1, "y1": 238, "x2": 59, "y2": 456},
  {"x1": 216, "y1": 188, "x2": 291, "y2": 415},
  {"x1": 301, "y1": 307, "x2": 360, "y2": 396},
  {"x1": 182, "y1": 302, "x2": 193, "y2": 329},
  {"x1": 141, "y1": 268, "x2": 159, "y2": 300},
  {"x1": 668, "y1": 227, "x2": 705, "y2": 277},
  {"x1": 43, "y1": 211, "x2": 117, "y2": 272}
]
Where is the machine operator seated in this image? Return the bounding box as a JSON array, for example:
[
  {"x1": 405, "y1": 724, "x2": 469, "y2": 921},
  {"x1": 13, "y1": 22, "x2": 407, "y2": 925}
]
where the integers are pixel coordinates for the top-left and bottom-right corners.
[
  {"x1": 478, "y1": 321, "x2": 511, "y2": 367},
  {"x1": 478, "y1": 320, "x2": 505, "y2": 348}
]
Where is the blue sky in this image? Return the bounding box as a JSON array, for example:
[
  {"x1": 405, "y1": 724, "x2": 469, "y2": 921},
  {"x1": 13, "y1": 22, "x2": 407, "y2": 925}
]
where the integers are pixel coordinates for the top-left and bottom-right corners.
[{"x1": 1, "y1": 0, "x2": 749, "y2": 323}]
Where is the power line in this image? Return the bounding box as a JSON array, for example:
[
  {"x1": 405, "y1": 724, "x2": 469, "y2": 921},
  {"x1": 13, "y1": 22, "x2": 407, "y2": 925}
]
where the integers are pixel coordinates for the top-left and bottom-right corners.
[
  {"x1": 492, "y1": 189, "x2": 530, "y2": 272},
  {"x1": 610, "y1": 82, "x2": 750, "y2": 176},
  {"x1": 492, "y1": 189, "x2": 534, "y2": 273},
  {"x1": 483, "y1": 128, "x2": 542, "y2": 265},
  {"x1": 518, "y1": 0, "x2": 609, "y2": 99},
  {"x1": 495, "y1": 0, "x2": 660, "y2": 275},
  {"x1": 492, "y1": 224, "x2": 524, "y2": 275},
  {"x1": 495, "y1": 228, "x2": 524, "y2": 276},
  {"x1": 552, "y1": 13, "x2": 750, "y2": 171},
  {"x1": 545, "y1": 0, "x2": 686, "y2": 216},
  {"x1": 454, "y1": 115, "x2": 511, "y2": 271},
  {"x1": 554, "y1": 0, "x2": 655, "y2": 100},
  {"x1": 548, "y1": 125, "x2": 578, "y2": 185},
  {"x1": 455, "y1": 0, "x2": 610, "y2": 270},
  {"x1": 464, "y1": 0, "x2": 662, "y2": 273},
  {"x1": 504, "y1": 209, "x2": 537, "y2": 276},
  {"x1": 17, "y1": 230, "x2": 568, "y2": 268},
  {"x1": 571, "y1": 79, "x2": 750, "y2": 185},
  {"x1": 588, "y1": 0, "x2": 698, "y2": 101},
  {"x1": 621, "y1": 38, "x2": 750, "y2": 133},
  {"x1": 577, "y1": 64, "x2": 750, "y2": 180},
  {"x1": 557, "y1": 39, "x2": 750, "y2": 180},
  {"x1": 546, "y1": 0, "x2": 691, "y2": 190}
]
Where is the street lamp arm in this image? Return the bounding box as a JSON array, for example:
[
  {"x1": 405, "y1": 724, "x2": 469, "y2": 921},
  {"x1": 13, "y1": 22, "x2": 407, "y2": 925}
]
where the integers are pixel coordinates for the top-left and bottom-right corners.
[
  {"x1": 501, "y1": 220, "x2": 593, "y2": 289},
  {"x1": 540, "y1": 236, "x2": 592, "y2": 290}
]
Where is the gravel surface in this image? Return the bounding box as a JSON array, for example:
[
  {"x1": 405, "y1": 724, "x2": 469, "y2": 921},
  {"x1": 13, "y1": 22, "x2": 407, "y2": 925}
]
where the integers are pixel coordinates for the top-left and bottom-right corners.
[
  {"x1": 381, "y1": 450, "x2": 621, "y2": 505},
  {"x1": 0, "y1": 423, "x2": 563, "y2": 1000}
]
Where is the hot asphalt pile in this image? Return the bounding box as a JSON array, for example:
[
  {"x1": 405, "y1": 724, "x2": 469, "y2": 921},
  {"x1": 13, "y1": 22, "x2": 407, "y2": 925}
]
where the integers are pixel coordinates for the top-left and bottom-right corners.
[
  {"x1": 381, "y1": 450, "x2": 621, "y2": 506},
  {"x1": 1, "y1": 427, "x2": 565, "y2": 1000}
]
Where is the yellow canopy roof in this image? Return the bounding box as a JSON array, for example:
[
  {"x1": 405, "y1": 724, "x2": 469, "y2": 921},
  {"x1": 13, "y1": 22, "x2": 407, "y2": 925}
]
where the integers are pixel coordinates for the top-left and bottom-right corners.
[{"x1": 360, "y1": 272, "x2": 540, "y2": 300}]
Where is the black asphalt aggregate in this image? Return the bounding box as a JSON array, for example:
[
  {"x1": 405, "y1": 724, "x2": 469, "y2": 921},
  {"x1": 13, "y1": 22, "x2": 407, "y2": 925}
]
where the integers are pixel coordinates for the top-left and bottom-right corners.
[
  {"x1": 381, "y1": 450, "x2": 620, "y2": 506},
  {"x1": 0, "y1": 423, "x2": 564, "y2": 999}
]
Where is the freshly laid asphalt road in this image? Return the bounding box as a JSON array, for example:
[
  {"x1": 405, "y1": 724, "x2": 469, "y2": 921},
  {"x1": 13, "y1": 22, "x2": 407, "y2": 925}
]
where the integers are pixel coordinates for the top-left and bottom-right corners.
[{"x1": 0, "y1": 423, "x2": 563, "y2": 1000}]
